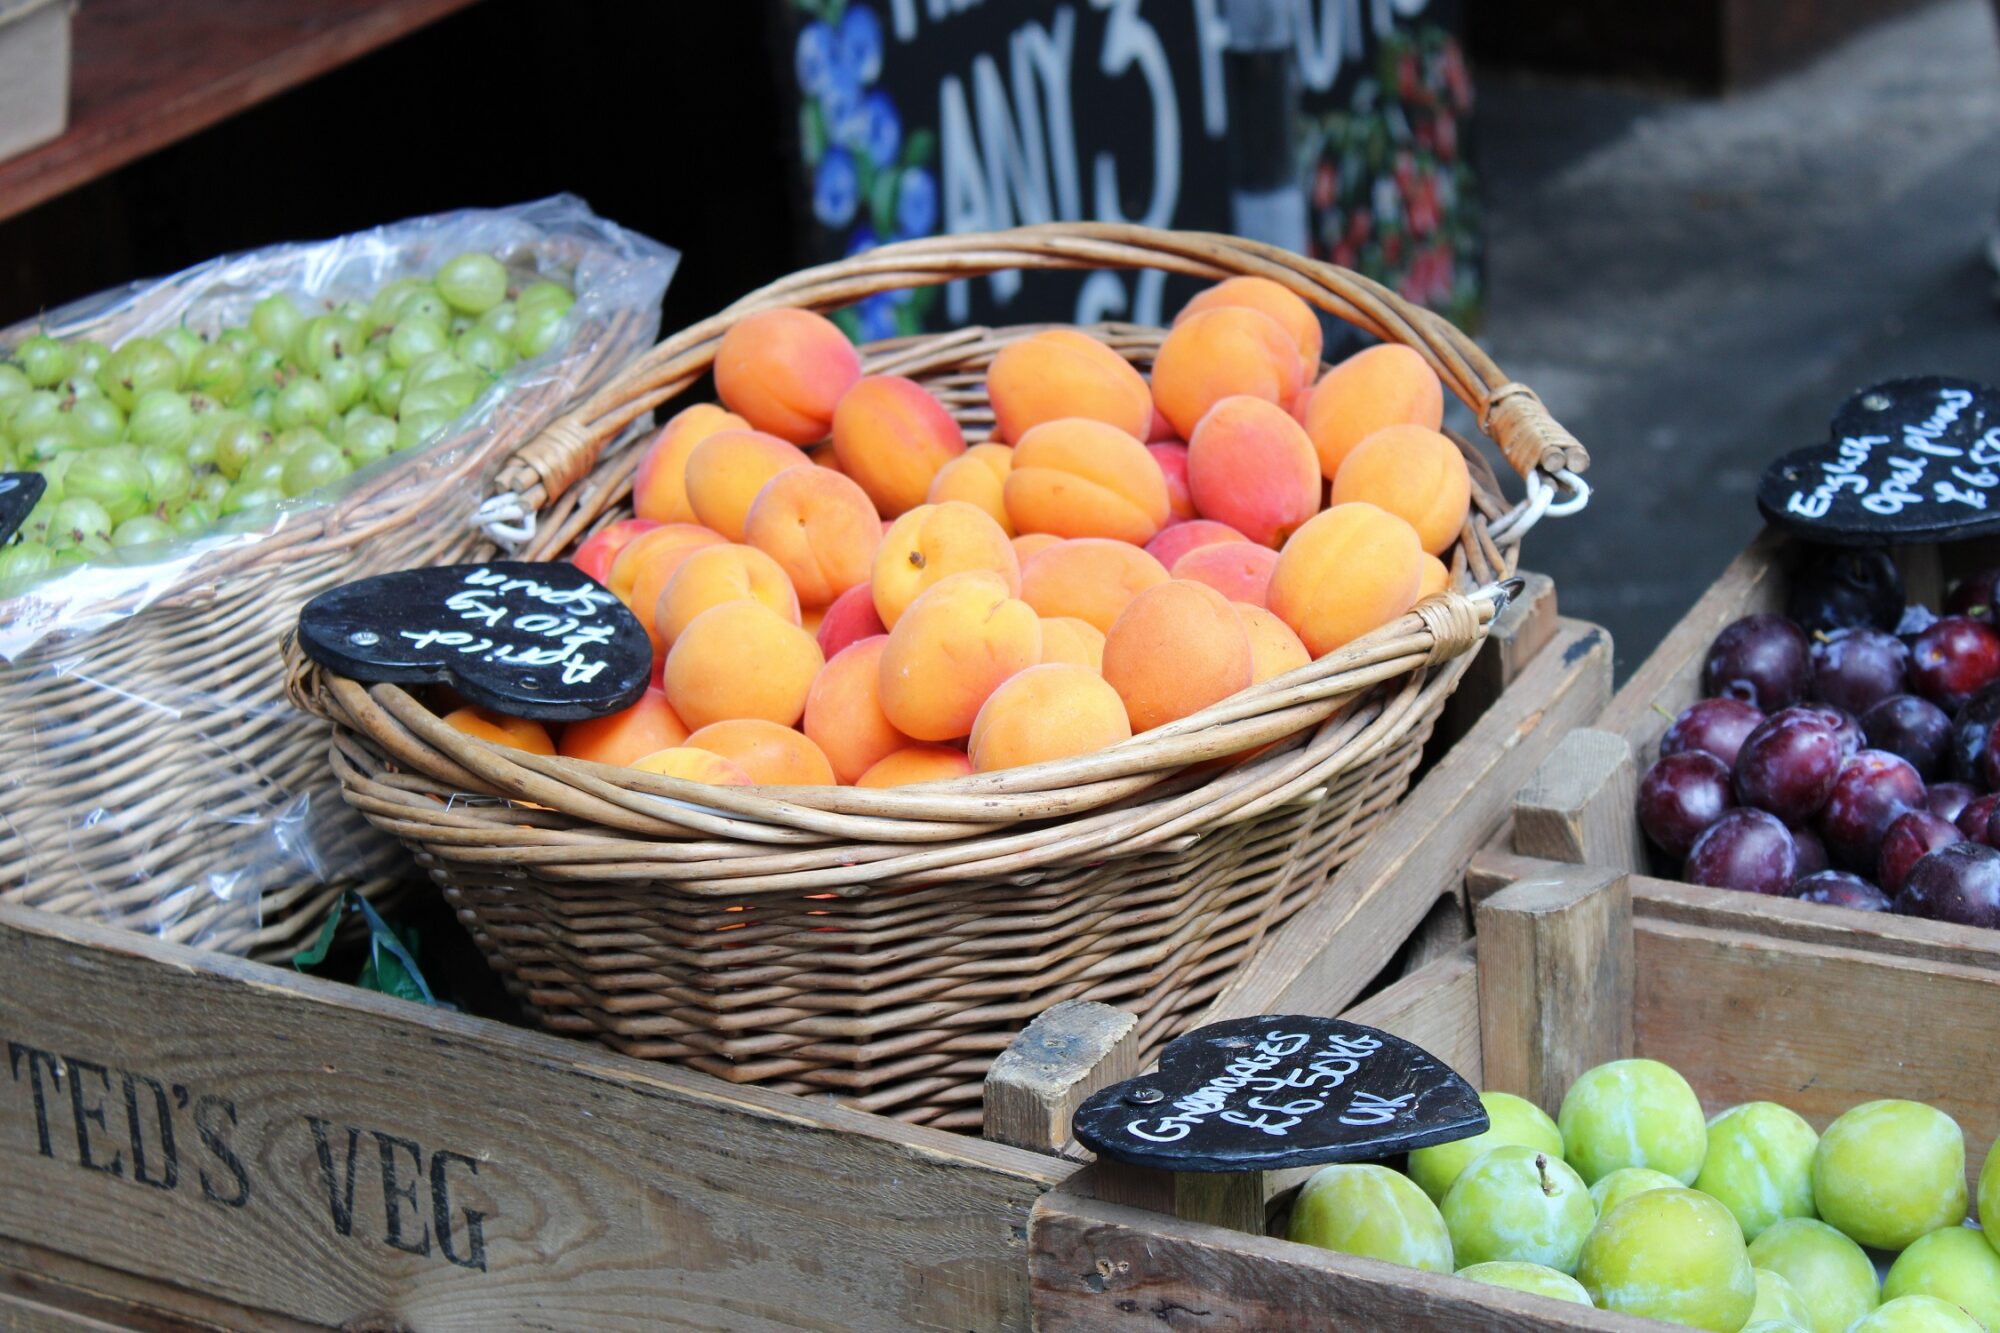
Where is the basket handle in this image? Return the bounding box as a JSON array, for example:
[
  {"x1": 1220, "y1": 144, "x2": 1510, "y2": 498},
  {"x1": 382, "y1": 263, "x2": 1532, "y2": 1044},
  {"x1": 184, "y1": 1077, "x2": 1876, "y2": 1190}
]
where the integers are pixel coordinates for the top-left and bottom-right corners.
[{"x1": 480, "y1": 223, "x2": 1588, "y2": 553}]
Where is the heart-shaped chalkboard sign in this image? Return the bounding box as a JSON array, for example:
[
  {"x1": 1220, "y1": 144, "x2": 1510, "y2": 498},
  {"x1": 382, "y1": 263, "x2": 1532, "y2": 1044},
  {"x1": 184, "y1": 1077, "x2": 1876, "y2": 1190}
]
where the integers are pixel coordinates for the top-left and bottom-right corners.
[
  {"x1": 1072, "y1": 1015, "x2": 1487, "y2": 1173},
  {"x1": 0, "y1": 472, "x2": 47, "y2": 547},
  {"x1": 297, "y1": 562, "x2": 651, "y2": 721},
  {"x1": 1759, "y1": 377, "x2": 2000, "y2": 545}
]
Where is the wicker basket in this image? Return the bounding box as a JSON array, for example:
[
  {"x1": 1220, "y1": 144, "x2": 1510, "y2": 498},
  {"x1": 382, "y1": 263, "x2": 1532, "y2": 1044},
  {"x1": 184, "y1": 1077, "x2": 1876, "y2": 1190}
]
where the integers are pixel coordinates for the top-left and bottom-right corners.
[
  {"x1": 289, "y1": 224, "x2": 1588, "y2": 1129},
  {"x1": 0, "y1": 217, "x2": 664, "y2": 960}
]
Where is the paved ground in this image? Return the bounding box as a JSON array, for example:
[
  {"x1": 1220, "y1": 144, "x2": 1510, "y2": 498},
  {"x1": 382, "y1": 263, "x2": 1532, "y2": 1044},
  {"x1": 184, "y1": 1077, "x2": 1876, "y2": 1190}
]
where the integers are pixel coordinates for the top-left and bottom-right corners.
[{"x1": 1475, "y1": 0, "x2": 2000, "y2": 676}]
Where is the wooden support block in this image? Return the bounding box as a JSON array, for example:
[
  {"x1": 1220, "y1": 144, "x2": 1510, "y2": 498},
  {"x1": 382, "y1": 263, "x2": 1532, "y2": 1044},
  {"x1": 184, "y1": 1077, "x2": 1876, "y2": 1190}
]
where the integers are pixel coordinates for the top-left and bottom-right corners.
[
  {"x1": 1399, "y1": 890, "x2": 1472, "y2": 977},
  {"x1": 1437, "y1": 571, "x2": 1557, "y2": 749},
  {"x1": 1091, "y1": 1160, "x2": 1268, "y2": 1235},
  {"x1": 1513, "y1": 728, "x2": 1642, "y2": 871},
  {"x1": 1475, "y1": 865, "x2": 1635, "y2": 1116},
  {"x1": 1894, "y1": 543, "x2": 1945, "y2": 613},
  {"x1": 984, "y1": 1000, "x2": 1139, "y2": 1158}
]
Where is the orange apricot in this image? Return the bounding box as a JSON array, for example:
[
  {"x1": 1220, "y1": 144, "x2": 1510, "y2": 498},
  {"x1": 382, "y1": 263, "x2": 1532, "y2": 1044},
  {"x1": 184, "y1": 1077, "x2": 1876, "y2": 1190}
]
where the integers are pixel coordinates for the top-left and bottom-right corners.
[
  {"x1": 441, "y1": 706, "x2": 555, "y2": 755},
  {"x1": 1039, "y1": 616, "x2": 1106, "y2": 671},
  {"x1": 830, "y1": 375, "x2": 967, "y2": 516},
  {"x1": 871, "y1": 500, "x2": 1019, "y2": 628},
  {"x1": 1418, "y1": 553, "x2": 1450, "y2": 600},
  {"x1": 1172, "y1": 541, "x2": 1279, "y2": 608},
  {"x1": 1011, "y1": 532, "x2": 1062, "y2": 563},
  {"x1": 1019, "y1": 538, "x2": 1169, "y2": 632},
  {"x1": 1236, "y1": 604, "x2": 1313, "y2": 681},
  {"x1": 632, "y1": 404, "x2": 751, "y2": 524},
  {"x1": 1150, "y1": 306, "x2": 1305, "y2": 440},
  {"x1": 877, "y1": 572, "x2": 1041, "y2": 741},
  {"x1": 1004, "y1": 418, "x2": 1172, "y2": 545},
  {"x1": 571, "y1": 517, "x2": 661, "y2": 585},
  {"x1": 742, "y1": 465, "x2": 881, "y2": 607},
  {"x1": 1101, "y1": 580, "x2": 1255, "y2": 732},
  {"x1": 558, "y1": 688, "x2": 689, "y2": 766},
  {"x1": 855, "y1": 744, "x2": 973, "y2": 788},
  {"x1": 816, "y1": 581, "x2": 889, "y2": 659},
  {"x1": 1147, "y1": 442, "x2": 1196, "y2": 523},
  {"x1": 1300, "y1": 344, "x2": 1445, "y2": 481},
  {"x1": 654, "y1": 543, "x2": 800, "y2": 649},
  {"x1": 803, "y1": 635, "x2": 911, "y2": 784},
  {"x1": 687, "y1": 718, "x2": 836, "y2": 786},
  {"x1": 926, "y1": 442, "x2": 1015, "y2": 534},
  {"x1": 606, "y1": 523, "x2": 726, "y2": 614},
  {"x1": 1329, "y1": 424, "x2": 1472, "y2": 556},
  {"x1": 1145, "y1": 518, "x2": 1247, "y2": 571},
  {"x1": 630, "y1": 747, "x2": 753, "y2": 786},
  {"x1": 684, "y1": 429, "x2": 813, "y2": 542},
  {"x1": 985, "y1": 328, "x2": 1151, "y2": 444},
  {"x1": 713, "y1": 308, "x2": 861, "y2": 444},
  {"x1": 1176, "y1": 277, "x2": 1323, "y2": 382},
  {"x1": 662, "y1": 600, "x2": 823, "y2": 730},
  {"x1": 969, "y1": 664, "x2": 1132, "y2": 772},
  {"x1": 1186, "y1": 395, "x2": 1322, "y2": 548},
  {"x1": 802, "y1": 605, "x2": 827, "y2": 635},
  {"x1": 1267, "y1": 503, "x2": 1425, "y2": 657}
]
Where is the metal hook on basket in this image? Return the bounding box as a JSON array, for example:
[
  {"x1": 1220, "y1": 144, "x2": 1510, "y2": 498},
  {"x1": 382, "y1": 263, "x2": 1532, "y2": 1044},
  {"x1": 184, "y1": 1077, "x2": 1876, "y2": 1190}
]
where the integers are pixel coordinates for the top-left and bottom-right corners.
[
  {"x1": 474, "y1": 492, "x2": 537, "y2": 552},
  {"x1": 1489, "y1": 468, "x2": 1590, "y2": 545}
]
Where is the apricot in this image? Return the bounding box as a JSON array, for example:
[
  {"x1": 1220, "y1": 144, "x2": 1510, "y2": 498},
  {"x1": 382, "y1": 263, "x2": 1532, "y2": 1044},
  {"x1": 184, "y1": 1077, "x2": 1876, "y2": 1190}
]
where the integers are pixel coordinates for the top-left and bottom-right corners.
[
  {"x1": 558, "y1": 688, "x2": 689, "y2": 766},
  {"x1": 878, "y1": 572, "x2": 1042, "y2": 741},
  {"x1": 1147, "y1": 442, "x2": 1196, "y2": 523},
  {"x1": 969, "y1": 664, "x2": 1132, "y2": 772},
  {"x1": 1146, "y1": 404, "x2": 1177, "y2": 443},
  {"x1": 684, "y1": 429, "x2": 813, "y2": 542},
  {"x1": 871, "y1": 500, "x2": 1019, "y2": 628},
  {"x1": 926, "y1": 442, "x2": 1015, "y2": 534},
  {"x1": 1418, "y1": 554, "x2": 1450, "y2": 600},
  {"x1": 802, "y1": 605, "x2": 827, "y2": 635},
  {"x1": 1102, "y1": 580, "x2": 1255, "y2": 732},
  {"x1": 1146, "y1": 518, "x2": 1247, "y2": 571},
  {"x1": 1173, "y1": 541, "x2": 1279, "y2": 607},
  {"x1": 1237, "y1": 604, "x2": 1313, "y2": 681},
  {"x1": 803, "y1": 635, "x2": 911, "y2": 784},
  {"x1": 1151, "y1": 306, "x2": 1305, "y2": 440},
  {"x1": 687, "y1": 718, "x2": 836, "y2": 786},
  {"x1": 1186, "y1": 395, "x2": 1321, "y2": 548},
  {"x1": 571, "y1": 518, "x2": 663, "y2": 585},
  {"x1": 1039, "y1": 616, "x2": 1106, "y2": 671},
  {"x1": 1004, "y1": 418, "x2": 1171, "y2": 545},
  {"x1": 1330, "y1": 424, "x2": 1472, "y2": 556},
  {"x1": 985, "y1": 328, "x2": 1151, "y2": 444},
  {"x1": 630, "y1": 746, "x2": 752, "y2": 786},
  {"x1": 713, "y1": 307, "x2": 861, "y2": 444},
  {"x1": 441, "y1": 705, "x2": 555, "y2": 755},
  {"x1": 856, "y1": 744, "x2": 973, "y2": 788},
  {"x1": 1300, "y1": 344, "x2": 1445, "y2": 481},
  {"x1": 632, "y1": 403, "x2": 750, "y2": 524},
  {"x1": 662, "y1": 600, "x2": 823, "y2": 730},
  {"x1": 1177, "y1": 277, "x2": 1323, "y2": 382},
  {"x1": 1268, "y1": 503, "x2": 1425, "y2": 657},
  {"x1": 816, "y1": 581, "x2": 889, "y2": 659},
  {"x1": 743, "y1": 465, "x2": 880, "y2": 607},
  {"x1": 1019, "y1": 538, "x2": 1169, "y2": 633},
  {"x1": 606, "y1": 523, "x2": 726, "y2": 613},
  {"x1": 830, "y1": 374, "x2": 967, "y2": 516},
  {"x1": 1012, "y1": 532, "x2": 1062, "y2": 563},
  {"x1": 654, "y1": 543, "x2": 800, "y2": 649}
]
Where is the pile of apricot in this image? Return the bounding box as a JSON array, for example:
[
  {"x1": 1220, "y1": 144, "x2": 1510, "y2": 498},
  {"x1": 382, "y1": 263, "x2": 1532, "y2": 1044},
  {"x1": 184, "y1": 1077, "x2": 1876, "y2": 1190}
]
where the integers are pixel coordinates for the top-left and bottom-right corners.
[{"x1": 440, "y1": 278, "x2": 1469, "y2": 788}]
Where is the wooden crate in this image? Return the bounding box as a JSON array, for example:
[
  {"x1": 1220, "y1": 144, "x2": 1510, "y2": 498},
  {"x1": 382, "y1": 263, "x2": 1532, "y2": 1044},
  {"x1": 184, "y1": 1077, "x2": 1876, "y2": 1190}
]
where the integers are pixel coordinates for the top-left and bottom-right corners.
[
  {"x1": 0, "y1": 597, "x2": 1611, "y2": 1331},
  {"x1": 1026, "y1": 857, "x2": 2000, "y2": 1331}
]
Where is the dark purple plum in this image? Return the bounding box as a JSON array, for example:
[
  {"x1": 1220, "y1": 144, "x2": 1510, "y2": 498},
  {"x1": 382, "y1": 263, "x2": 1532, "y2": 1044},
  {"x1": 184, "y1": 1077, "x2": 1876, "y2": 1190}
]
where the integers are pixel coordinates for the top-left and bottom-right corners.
[
  {"x1": 1703, "y1": 615, "x2": 1813, "y2": 711},
  {"x1": 1960, "y1": 793, "x2": 2000, "y2": 845},
  {"x1": 1784, "y1": 870, "x2": 1893, "y2": 912},
  {"x1": 1638, "y1": 753, "x2": 1735, "y2": 859},
  {"x1": 1927, "y1": 781, "x2": 1980, "y2": 824},
  {"x1": 1894, "y1": 841, "x2": 2000, "y2": 927},
  {"x1": 1899, "y1": 603, "x2": 1940, "y2": 641},
  {"x1": 1801, "y1": 704, "x2": 1866, "y2": 759},
  {"x1": 1949, "y1": 685, "x2": 2000, "y2": 785},
  {"x1": 1660, "y1": 698, "x2": 1765, "y2": 769},
  {"x1": 1733, "y1": 711, "x2": 1843, "y2": 824},
  {"x1": 1946, "y1": 567, "x2": 2000, "y2": 622},
  {"x1": 1878, "y1": 810, "x2": 1963, "y2": 896},
  {"x1": 1810, "y1": 628, "x2": 1908, "y2": 715},
  {"x1": 1861, "y1": 694, "x2": 1951, "y2": 779},
  {"x1": 1792, "y1": 825, "x2": 1830, "y2": 876},
  {"x1": 1909, "y1": 616, "x2": 2000, "y2": 712},
  {"x1": 1787, "y1": 547, "x2": 1904, "y2": 634},
  {"x1": 1981, "y1": 717, "x2": 2000, "y2": 793},
  {"x1": 1686, "y1": 809, "x2": 1798, "y2": 896},
  {"x1": 1817, "y1": 750, "x2": 1926, "y2": 869}
]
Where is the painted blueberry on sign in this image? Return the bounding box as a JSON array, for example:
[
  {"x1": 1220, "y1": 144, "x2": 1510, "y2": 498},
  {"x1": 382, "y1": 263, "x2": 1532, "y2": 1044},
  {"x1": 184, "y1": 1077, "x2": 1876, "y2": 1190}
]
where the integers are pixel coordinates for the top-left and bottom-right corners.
[
  {"x1": 1071, "y1": 1015, "x2": 1487, "y2": 1173},
  {"x1": 297, "y1": 562, "x2": 651, "y2": 721},
  {"x1": 0, "y1": 472, "x2": 47, "y2": 546},
  {"x1": 1759, "y1": 377, "x2": 2000, "y2": 545}
]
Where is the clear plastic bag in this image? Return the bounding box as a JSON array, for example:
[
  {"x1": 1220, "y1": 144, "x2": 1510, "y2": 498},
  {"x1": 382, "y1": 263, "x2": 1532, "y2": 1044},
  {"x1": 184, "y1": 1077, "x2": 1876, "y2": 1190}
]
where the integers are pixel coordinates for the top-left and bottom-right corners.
[{"x1": 0, "y1": 195, "x2": 676, "y2": 956}]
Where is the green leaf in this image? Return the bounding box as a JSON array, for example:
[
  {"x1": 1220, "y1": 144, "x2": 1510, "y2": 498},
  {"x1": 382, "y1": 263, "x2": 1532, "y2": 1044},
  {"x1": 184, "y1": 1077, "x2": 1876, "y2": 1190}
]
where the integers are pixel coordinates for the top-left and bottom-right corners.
[
  {"x1": 360, "y1": 924, "x2": 428, "y2": 1004},
  {"x1": 870, "y1": 167, "x2": 900, "y2": 240},
  {"x1": 801, "y1": 100, "x2": 827, "y2": 167},
  {"x1": 902, "y1": 128, "x2": 937, "y2": 170},
  {"x1": 291, "y1": 898, "x2": 342, "y2": 970}
]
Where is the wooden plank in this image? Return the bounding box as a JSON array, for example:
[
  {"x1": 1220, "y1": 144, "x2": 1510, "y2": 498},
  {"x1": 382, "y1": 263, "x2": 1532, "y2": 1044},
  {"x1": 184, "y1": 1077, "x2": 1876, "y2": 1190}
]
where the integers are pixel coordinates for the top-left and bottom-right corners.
[
  {"x1": 984, "y1": 1000, "x2": 1138, "y2": 1160},
  {"x1": 1092, "y1": 1160, "x2": 1268, "y2": 1235},
  {"x1": 1028, "y1": 1190, "x2": 1661, "y2": 1332},
  {"x1": 1512, "y1": 729, "x2": 1642, "y2": 871},
  {"x1": 1476, "y1": 868, "x2": 1635, "y2": 1116},
  {"x1": 0, "y1": 1237, "x2": 310, "y2": 1332},
  {"x1": 1343, "y1": 943, "x2": 1483, "y2": 1090},
  {"x1": 0, "y1": 905, "x2": 1064, "y2": 1333},
  {"x1": 1436, "y1": 572, "x2": 1557, "y2": 751},
  {"x1": 1398, "y1": 889, "x2": 1473, "y2": 977},
  {"x1": 1201, "y1": 617, "x2": 1614, "y2": 1023}
]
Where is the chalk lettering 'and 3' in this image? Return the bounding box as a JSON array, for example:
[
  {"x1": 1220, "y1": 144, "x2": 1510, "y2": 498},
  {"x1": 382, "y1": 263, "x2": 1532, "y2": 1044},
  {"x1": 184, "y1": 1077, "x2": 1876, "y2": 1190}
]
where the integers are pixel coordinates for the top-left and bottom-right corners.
[
  {"x1": 1126, "y1": 1029, "x2": 1414, "y2": 1143},
  {"x1": 1787, "y1": 389, "x2": 2000, "y2": 519},
  {"x1": 399, "y1": 566, "x2": 621, "y2": 688}
]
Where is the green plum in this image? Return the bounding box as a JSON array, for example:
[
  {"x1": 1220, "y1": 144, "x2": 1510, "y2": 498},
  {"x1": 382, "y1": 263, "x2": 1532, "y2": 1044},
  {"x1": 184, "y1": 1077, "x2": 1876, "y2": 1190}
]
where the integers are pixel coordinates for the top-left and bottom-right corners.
[
  {"x1": 1559, "y1": 1059, "x2": 1708, "y2": 1186},
  {"x1": 340, "y1": 413, "x2": 396, "y2": 467},
  {"x1": 1410, "y1": 1091, "x2": 1566, "y2": 1204},
  {"x1": 476, "y1": 300, "x2": 518, "y2": 341},
  {"x1": 1981, "y1": 1142, "x2": 1997, "y2": 1259},
  {"x1": 1591, "y1": 1167, "x2": 1686, "y2": 1216},
  {"x1": 295, "y1": 313, "x2": 362, "y2": 373},
  {"x1": 1287, "y1": 1163, "x2": 1454, "y2": 1273},
  {"x1": 1575, "y1": 1187, "x2": 1755, "y2": 1331},
  {"x1": 1882, "y1": 1227, "x2": 2000, "y2": 1329},
  {"x1": 395, "y1": 408, "x2": 453, "y2": 452},
  {"x1": 1847, "y1": 1295, "x2": 1986, "y2": 1332},
  {"x1": 456, "y1": 325, "x2": 516, "y2": 375},
  {"x1": 369, "y1": 368, "x2": 406, "y2": 415},
  {"x1": 1442, "y1": 1145, "x2": 1596, "y2": 1274},
  {"x1": 318, "y1": 357, "x2": 367, "y2": 413},
  {"x1": 241, "y1": 451, "x2": 288, "y2": 492},
  {"x1": 1453, "y1": 1261, "x2": 1592, "y2": 1305},
  {"x1": 1813, "y1": 1100, "x2": 1966, "y2": 1251},
  {"x1": 1747, "y1": 1217, "x2": 1879, "y2": 1333},
  {"x1": 1748, "y1": 1266, "x2": 1812, "y2": 1329},
  {"x1": 212, "y1": 419, "x2": 268, "y2": 480},
  {"x1": 1696, "y1": 1102, "x2": 1819, "y2": 1242},
  {"x1": 220, "y1": 482, "x2": 282, "y2": 519}
]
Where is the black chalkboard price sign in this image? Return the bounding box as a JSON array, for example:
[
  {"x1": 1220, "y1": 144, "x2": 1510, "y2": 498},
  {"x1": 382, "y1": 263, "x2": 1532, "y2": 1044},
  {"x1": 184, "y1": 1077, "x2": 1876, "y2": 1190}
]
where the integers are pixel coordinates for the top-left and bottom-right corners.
[
  {"x1": 1759, "y1": 376, "x2": 2000, "y2": 545},
  {"x1": 1072, "y1": 1015, "x2": 1487, "y2": 1173},
  {"x1": 0, "y1": 471, "x2": 47, "y2": 547},
  {"x1": 296, "y1": 562, "x2": 651, "y2": 721}
]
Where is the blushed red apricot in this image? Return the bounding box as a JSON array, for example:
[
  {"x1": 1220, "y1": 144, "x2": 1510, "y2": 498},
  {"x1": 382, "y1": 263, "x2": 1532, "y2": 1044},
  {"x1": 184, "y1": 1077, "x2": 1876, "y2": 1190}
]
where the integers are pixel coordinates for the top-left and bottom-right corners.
[
  {"x1": 1186, "y1": 395, "x2": 1321, "y2": 548},
  {"x1": 1147, "y1": 442, "x2": 1196, "y2": 523},
  {"x1": 1176, "y1": 277, "x2": 1323, "y2": 382},
  {"x1": 570, "y1": 517, "x2": 662, "y2": 585},
  {"x1": 830, "y1": 375, "x2": 967, "y2": 516},
  {"x1": 1172, "y1": 541, "x2": 1278, "y2": 608},
  {"x1": 632, "y1": 404, "x2": 750, "y2": 523},
  {"x1": 606, "y1": 523, "x2": 727, "y2": 614},
  {"x1": 687, "y1": 718, "x2": 836, "y2": 786},
  {"x1": 985, "y1": 329, "x2": 1151, "y2": 444},
  {"x1": 1300, "y1": 344, "x2": 1445, "y2": 481},
  {"x1": 743, "y1": 465, "x2": 881, "y2": 607},
  {"x1": 684, "y1": 429, "x2": 813, "y2": 542},
  {"x1": 1150, "y1": 306, "x2": 1305, "y2": 440},
  {"x1": 803, "y1": 635, "x2": 911, "y2": 784},
  {"x1": 816, "y1": 581, "x2": 890, "y2": 659},
  {"x1": 714, "y1": 308, "x2": 861, "y2": 444},
  {"x1": 1019, "y1": 538, "x2": 1169, "y2": 632},
  {"x1": 1145, "y1": 518, "x2": 1247, "y2": 571}
]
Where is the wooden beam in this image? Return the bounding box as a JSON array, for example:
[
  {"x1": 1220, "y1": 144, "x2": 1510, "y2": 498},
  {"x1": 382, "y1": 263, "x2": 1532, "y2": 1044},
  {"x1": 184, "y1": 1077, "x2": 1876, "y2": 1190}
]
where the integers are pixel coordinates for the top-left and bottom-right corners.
[
  {"x1": 1436, "y1": 572, "x2": 1557, "y2": 751},
  {"x1": 984, "y1": 1001, "x2": 1138, "y2": 1159},
  {"x1": 1513, "y1": 729, "x2": 1642, "y2": 870},
  {"x1": 1090, "y1": 1160, "x2": 1269, "y2": 1235}
]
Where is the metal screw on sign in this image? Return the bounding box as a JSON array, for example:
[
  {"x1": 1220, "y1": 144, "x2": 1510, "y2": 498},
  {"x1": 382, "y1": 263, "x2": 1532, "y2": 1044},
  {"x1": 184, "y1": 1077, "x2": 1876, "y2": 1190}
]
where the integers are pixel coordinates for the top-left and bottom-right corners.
[
  {"x1": 349, "y1": 630, "x2": 379, "y2": 647},
  {"x1": 1862, "y1": 393, "x2": 1892, "y2": 411},
  {"x1": 1125, "y1": 1086, "x2": 1164, "y2": 1106}
]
